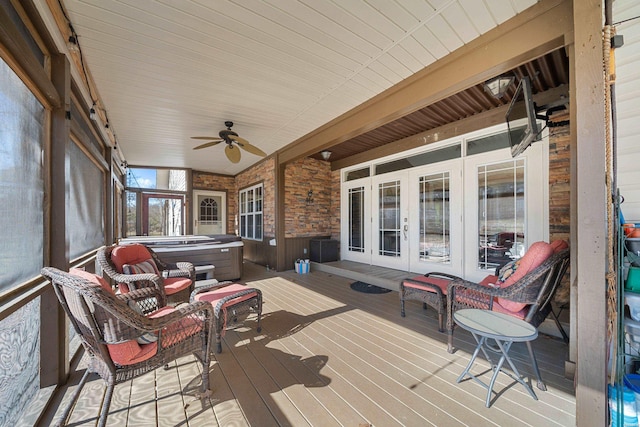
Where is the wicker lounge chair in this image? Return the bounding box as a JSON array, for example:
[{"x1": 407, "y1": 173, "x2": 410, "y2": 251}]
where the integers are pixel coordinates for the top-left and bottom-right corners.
[
  {"x1": 41, "y1": 267, "x2": 214, "y2": 427},
  {"x1": 446, "y1": 244, "x2": 570, "y2": 356},
  {"x1": 98, "y1": 243, "x2": 195, "y2": 304}
]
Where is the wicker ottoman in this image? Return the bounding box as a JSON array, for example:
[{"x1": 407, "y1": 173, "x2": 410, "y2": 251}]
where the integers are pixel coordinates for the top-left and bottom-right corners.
[
  {"x1": 191, "y1": 283, "x2": 262, "y2": 353},
  {"x1": 400, "y1": 272, "x2": 459, "y2": 332}
]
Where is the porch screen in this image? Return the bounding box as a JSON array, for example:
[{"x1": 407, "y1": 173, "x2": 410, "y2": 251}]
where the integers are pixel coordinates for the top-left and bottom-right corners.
[
  {"x1": 477, "y1": 159, "x2": 525, "y2": 270},
  {"x1": 68, "y1": 141, "x2": 104, "y2": 259},
  {"x1": 0, "y1": 58, "x2": 45, "y2": 290}
]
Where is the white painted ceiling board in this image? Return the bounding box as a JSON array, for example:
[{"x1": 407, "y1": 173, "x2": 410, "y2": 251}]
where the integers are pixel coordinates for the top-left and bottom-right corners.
[{"x1": 61, "y1": 0, "x2": 541, "y2": 174}]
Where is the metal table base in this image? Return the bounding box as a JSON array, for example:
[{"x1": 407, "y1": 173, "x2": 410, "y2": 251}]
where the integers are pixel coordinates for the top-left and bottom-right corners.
[{"x1": 453, "y1": 309, "x2": 545, "y2": 407}]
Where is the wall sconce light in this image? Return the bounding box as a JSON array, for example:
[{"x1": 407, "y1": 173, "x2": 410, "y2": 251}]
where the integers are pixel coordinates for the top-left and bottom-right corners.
[
  {"x1": 320, "y1": 150, "x2": 332, "y2": 161},
  {"x1": 89, "y1": 102, "x2": 97, "y2": 120},
  {"x1": 483, "y1": 75, "x2": 515, "y2": 98},
  {"x1": 306, "y1": 189, "x2": 314, "y2": 205}
]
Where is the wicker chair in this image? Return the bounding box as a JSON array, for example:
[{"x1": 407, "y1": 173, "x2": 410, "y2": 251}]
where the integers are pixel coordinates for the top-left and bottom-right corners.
[
  {"x1": 42, "y1": 267, "x2": 214, "y2": 427},
  {"x1": 446, "y1": 247, "x2": 570, "y2": 356},
  {"x1": 97, "y1": 243, "x2": 195, "y2": 305}
]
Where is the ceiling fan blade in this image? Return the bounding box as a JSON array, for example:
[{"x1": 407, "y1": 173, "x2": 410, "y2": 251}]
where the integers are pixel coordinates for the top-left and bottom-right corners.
[
  {"x1": 193, "y1": 140, "x2": 222, "y2": 150},
  {"x1": 225, "y1": 144, "x2": 241, "y2": 163},
  {"x1": 235, "y1": 140, "x2": 267, "y2": 157},
  {"x1": 191, "y1": 136, "x2": 223, "y2": 141}
]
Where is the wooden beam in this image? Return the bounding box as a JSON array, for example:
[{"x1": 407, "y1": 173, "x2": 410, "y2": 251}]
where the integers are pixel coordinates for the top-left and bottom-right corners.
[
  {"x1": 41, "y1": 52, "x2": 70, "y2": 388},
  {"x1": 277, "y1": 0, "x2": 572, "y2": 165},
  {"x1": 573, "y1": 0, "x2": 607, "y2": 425},
  {"x1": 332, "y1": 85, "x2": 569, "y2": 171}
]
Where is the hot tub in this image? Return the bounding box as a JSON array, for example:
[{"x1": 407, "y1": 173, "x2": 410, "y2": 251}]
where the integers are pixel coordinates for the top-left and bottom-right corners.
[{"x1": 118, "y1": 235, "x2": 243, "y2": 281}]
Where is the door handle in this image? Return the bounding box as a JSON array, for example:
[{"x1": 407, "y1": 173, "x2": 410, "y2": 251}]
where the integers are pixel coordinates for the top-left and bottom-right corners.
[{"x1": 403, "y1": 224, "x2": 408, "y2": 240}]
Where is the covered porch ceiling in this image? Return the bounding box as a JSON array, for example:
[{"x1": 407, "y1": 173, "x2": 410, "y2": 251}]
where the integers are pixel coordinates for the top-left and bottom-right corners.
[{"x1": 51, "y1": 0, "x2": 570, "y2": 175}]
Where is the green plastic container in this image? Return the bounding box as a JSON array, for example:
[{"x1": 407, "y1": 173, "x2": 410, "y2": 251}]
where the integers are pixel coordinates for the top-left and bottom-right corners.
[{"x1": 628, "y1": 267, "x2": 640, "y2": 292}]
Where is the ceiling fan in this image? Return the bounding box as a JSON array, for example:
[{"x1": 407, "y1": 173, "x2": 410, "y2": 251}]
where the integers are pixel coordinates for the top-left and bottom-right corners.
[{"x1": 191, "y1": 121, "x2": 266, "y2": 163}]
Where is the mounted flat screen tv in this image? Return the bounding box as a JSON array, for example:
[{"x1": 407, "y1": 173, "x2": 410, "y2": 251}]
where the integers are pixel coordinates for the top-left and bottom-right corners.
[{"x1": 506, "y1": 76, "x2": 541, "y2": 157}]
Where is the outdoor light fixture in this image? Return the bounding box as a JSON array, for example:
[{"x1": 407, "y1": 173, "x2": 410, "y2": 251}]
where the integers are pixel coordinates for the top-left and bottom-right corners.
[
  {"x1": 306, "y1": 189, "x2": 314, "y2": 205},
  {"x1": 89, "y1": 103, "x2": 97, "y2": 120},
  {"x1": 320, "y1": 150, "x2": 332, "y2": 161},
  {"x1": 483, "y1": 75, "x2": 515, "y2": 98},
  {"x1": 67, "y1": 35, "x2": 79, "y2": 53}
]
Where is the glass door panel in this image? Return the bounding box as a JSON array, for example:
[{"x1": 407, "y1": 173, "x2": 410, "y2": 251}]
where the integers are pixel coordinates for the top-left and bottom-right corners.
[
  {"x1": 409, "y1": 159, "x2": 462, "y2": 275},
  {"x1": 341, "y1": 180, "x2": 371, "y2": 264},
  {"x1": 142, "y1": 194, "x2": 184, "y2": 236},
  {"x1": 372, "y1": 175, "x2": 408, "y2": 270},
  {"x1": 477, "y1": 160, "x2": 526, "y2": 270}
]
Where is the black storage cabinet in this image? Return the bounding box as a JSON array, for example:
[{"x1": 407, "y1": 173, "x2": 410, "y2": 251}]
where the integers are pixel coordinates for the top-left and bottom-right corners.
[{"x1": 309, "y1": 239, "x2": 339, "y2": 263}]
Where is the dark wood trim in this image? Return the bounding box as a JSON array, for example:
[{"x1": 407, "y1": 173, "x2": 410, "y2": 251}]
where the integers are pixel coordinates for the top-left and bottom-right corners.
[
  {"x1": 42, "y1": 52, "x2": 70, "y2": 388},
  {"x1": 275, "y1": 153, "x2": 286, "y2": 271},
  {"x1": 277, "y1": 0, "x2": 572, "y2": 165},
  {"x1": 0, "y1": 2, "x2": 60, "y2": 107}
]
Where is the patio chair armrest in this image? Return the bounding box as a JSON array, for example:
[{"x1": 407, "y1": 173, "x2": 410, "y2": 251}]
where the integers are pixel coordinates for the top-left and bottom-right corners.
[
  {"x1": 163, "y1": 262, "x2": 195, "y2": 280},
  {"x1": 447, "y1": 278, "x2": 496, "y2": 310},
  {"x1": 424, "y1": 271, "x2": 464, "y2": 281},
  {"x1": 117, "y1": 287, "x2": 164, "y2": 313}
]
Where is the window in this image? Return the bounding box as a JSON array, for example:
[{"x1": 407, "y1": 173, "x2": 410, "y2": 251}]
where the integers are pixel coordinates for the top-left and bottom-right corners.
[{"x1": 239, "y1": 184, "x2": 263, "y2": 240}]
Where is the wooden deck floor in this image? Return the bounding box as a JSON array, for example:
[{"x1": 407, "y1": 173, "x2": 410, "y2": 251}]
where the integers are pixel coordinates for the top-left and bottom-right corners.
[{"x1": 44, "y1": 262, "x2": 576, "y2": 426}]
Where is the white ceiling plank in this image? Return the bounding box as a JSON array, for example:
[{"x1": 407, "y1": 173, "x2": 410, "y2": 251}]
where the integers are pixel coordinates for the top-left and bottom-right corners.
[
  {"x1": 441, "y1": 2, "x2": 479, "y2": 44},
  {"x1": 298, "y1": 0, "x2": 391, "y2": 49},
  {"x1": 457, "y1": 0, "x2": 496, "y2": 35},
  {"x1": 412, "y1": 24, "x2": 450, "y2": 59},
  {"x1": 387, "y1": 43, "x2": 426, "y2": 73},
  {"x1": 484, "y1": 0, "x2": 517, "y2": 25},
  {"x1": 60, "y1": 0, "x2": 524, "y2": 174},
  {"x1": 425, "y1": 14, "x2": 464, "y2": 53}
]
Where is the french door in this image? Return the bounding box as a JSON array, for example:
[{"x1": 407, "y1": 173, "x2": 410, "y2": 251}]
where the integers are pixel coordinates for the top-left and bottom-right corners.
[
  {"x1": 371, "y1": 174, "x2": 409, "y2": 270},
  {"x1": 342, "y1": 160, "x2": 462, "y2": 274},
  {"x1": 141, "y1": 193, "x2": 184, "y2": 236}
]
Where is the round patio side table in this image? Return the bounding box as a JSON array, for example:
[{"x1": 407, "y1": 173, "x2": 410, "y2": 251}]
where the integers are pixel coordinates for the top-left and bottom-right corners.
[{"x1": 453, "y1": 308, "x2": 544, "y2": 407}]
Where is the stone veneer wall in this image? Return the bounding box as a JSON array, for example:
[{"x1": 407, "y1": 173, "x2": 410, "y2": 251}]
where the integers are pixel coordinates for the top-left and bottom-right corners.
[
  {"x1": 192, "y1": 171, "x2": 237, "y2": 234},
  {"x1": 235, "y1": 157, "x2": 276, "y2": 238},
  {"x1": 547, "y1": 113, "x2": 571, "y2": 304},
  {"x1": 283, "y1": 157, "x2": 332, "y2": 238}
]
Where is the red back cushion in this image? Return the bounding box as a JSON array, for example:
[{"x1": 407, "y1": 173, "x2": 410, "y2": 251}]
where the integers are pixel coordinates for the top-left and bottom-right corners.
[
  {"x1": 496, "y1": 241, "x2": 554, "y2": 312},
  {"x1": 68, "y1": 268, "x2": 157, "y2": 365},
  {"x1": 550, "y1": 239, "x2": 569, "y2": 252},
  {"x1": 111, "y1": 244, "x2": 154, "y2": 273},
  {"x1": 69, "y1": 268, "x2": 113, "y2": 294}
]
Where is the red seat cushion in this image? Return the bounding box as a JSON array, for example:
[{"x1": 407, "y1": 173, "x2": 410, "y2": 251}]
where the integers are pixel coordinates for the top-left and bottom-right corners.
[
  {"x1": 163, "y1": 277, "x2": 192, "y2": 295},
  {"x1": 194, "y1": 283, "x2": 258, "y2": 307},
  {"x1": 402, "y1": 275, "x2": 450, "y2": 295}
]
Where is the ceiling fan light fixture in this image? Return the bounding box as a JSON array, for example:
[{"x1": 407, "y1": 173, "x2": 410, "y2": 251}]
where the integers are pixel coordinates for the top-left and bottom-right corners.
[
  {"x1": 483, "y1": 75, "x2": 514, "y2": 98},
  {"x1": 320, "y1": 150, "x2": 331, "y2": 161}
]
